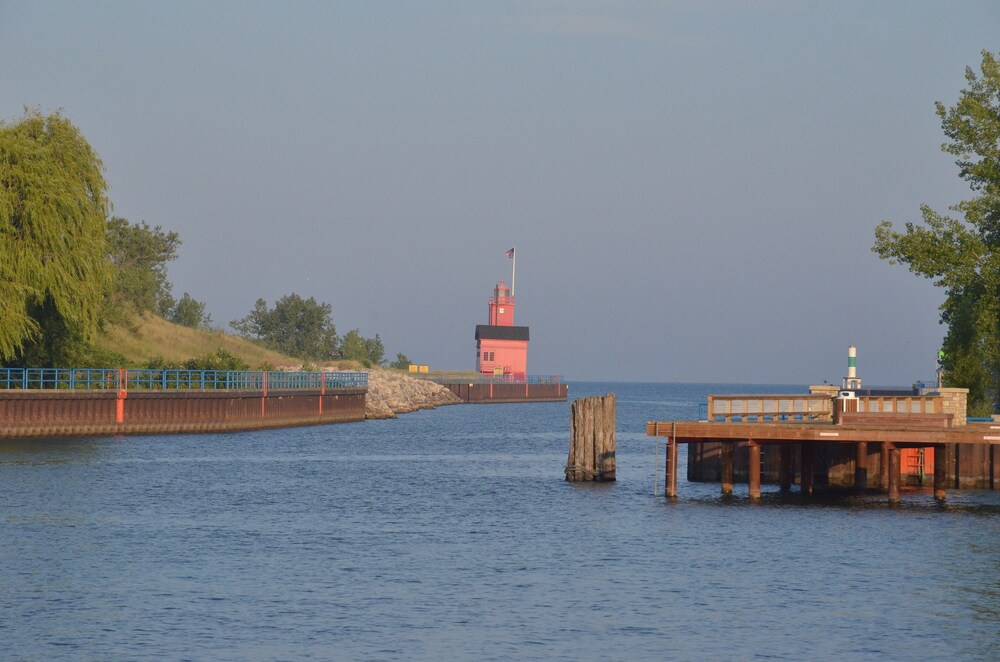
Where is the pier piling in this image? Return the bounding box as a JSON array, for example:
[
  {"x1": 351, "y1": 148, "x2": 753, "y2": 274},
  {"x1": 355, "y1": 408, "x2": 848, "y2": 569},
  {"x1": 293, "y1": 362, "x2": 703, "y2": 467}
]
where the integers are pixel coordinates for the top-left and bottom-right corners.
[
  {"x1": 566, "y1": 394, "x2": 616, "y2": 482},
  {"x1": 665, "y1": 423, "x2": 678, "y2": 497},
  {"x1": 801, "y1": 443, "x2": 816, "y2": 496},
  {"x1": 888, "y1": 444, "x2": 901, "y2": 503},
  {"x1": 721, "y1": 441, "x2": 734, "y2": 496},
  {"x1": 855, "y1": 441, "x2": 868, "y2": 492},
  {"x1": 748, "y1": 440, "x2": 761, "y2": 500},
  {"x1": 779, "y1": 445, "x2": 792, "y2": 492},
  {"x1": 934, "y1": 443, "x2": 950, "y2": 501}
]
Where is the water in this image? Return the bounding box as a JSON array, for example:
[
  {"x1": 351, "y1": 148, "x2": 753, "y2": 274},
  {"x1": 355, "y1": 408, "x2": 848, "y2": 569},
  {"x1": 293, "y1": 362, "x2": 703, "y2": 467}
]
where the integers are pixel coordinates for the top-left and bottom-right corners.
[{"x1": 2, "y1": 382, "x2": 998, "y2": 661}]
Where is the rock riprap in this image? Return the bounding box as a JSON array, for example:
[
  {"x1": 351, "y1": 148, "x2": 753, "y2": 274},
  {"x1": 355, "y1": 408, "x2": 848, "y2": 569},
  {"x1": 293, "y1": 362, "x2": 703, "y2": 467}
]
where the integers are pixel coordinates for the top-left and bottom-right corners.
[{"x1": 358, "y1": 369, "x2": 462, "y2": 419}]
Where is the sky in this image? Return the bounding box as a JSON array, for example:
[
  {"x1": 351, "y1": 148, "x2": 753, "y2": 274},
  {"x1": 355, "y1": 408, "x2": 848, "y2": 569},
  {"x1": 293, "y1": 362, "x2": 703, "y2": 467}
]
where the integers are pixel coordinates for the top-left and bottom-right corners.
[{"x1": 2, "y1": 1, "x2": 997, "y2": 384}]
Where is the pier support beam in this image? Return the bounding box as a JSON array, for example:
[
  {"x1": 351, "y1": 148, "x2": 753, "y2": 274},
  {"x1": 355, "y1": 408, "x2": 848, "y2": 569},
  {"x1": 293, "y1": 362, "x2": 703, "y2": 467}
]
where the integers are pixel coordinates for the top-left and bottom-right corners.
[
  {"x1": 879, "y1": 442, "x2": 889, "y2": 492},
  {"x1": 665, "y1": 438, "x2": 678, "y2": 498},
  {"x1": 800, "y1": 442, "x2": 815, "y2": 496},
  {"x1": 721, "y1": 441, "x2": 734, "y2": 496},
  {"x1": 888, "y1": 444, "x2": 901, "y2": 503},
  {"x1": 748, "y1": 440, "x2": 761, "y2": 500},
  {"x1": 779, "y1": 444, "x2": 792, "y2": 492},
  {"x1": 934, "y1": 443, "x2": 951, "y2": 502},
  {"x1": 855, "y1": 441, "x2": 868, "y2": 492}
]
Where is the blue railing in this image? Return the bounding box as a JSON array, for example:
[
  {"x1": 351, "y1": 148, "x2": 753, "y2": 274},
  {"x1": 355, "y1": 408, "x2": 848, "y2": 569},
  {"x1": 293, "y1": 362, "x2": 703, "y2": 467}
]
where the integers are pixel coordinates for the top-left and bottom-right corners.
[
  {"x1": 0, "y1": 368, "x2": 367, "y2": 391},
  {"x1": 414, "y1": 373, "x2": 563, "y2": 385}
]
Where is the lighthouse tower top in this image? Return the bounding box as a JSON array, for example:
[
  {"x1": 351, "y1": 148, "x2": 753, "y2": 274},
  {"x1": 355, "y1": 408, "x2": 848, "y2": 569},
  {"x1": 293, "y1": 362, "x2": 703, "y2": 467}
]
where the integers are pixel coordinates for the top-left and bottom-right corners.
[{"x1": 488, "y1": 280, "x2": 515, "y2": 326}]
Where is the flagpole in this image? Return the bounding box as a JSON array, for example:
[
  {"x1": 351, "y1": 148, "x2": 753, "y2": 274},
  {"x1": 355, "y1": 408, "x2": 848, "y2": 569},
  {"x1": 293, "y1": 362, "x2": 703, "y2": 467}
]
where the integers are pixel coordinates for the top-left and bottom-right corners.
[{"x1": 511, "y1": 244, "x2": 516, "y2": 298}]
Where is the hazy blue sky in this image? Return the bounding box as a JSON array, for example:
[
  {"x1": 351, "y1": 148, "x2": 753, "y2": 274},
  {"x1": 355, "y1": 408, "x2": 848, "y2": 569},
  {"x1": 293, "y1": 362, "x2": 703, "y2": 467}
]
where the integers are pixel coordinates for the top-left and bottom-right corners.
[{"x1": 2, "y1": 1, "x2": 997, "y2": 383}]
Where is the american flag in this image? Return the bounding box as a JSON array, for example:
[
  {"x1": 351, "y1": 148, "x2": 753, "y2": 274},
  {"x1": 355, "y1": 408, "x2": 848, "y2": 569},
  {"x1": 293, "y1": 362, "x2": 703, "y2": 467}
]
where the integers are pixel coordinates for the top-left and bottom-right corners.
[{"x1": 506, "y1": 247, "x2": 515, "y2": 259}]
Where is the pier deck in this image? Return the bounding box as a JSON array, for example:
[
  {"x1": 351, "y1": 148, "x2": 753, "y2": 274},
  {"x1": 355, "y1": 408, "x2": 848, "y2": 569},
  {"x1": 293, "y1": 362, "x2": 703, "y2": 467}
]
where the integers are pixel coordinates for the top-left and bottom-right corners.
[{"x1": 647, "y1": 419, "x2": 1000, "y2": 503}]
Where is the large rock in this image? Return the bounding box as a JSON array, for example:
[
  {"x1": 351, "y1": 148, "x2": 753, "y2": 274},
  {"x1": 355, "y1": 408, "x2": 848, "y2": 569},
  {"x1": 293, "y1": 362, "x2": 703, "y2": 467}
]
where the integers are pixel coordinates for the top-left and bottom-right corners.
[{"x1": 357, "y1": 369, "x2": 461, "y2": 419}]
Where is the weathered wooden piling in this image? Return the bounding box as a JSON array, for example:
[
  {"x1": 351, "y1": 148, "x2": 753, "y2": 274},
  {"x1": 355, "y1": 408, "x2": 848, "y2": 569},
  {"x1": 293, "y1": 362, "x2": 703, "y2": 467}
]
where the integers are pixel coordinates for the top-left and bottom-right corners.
[
  {"x1": 721, "y1": 441, "x2": 735, "y2": 495},
  {"x1": 748, "y1": 440, "x2": 761, "y2": 500},
  {"x1": 779, "y1": 445, "x2": 793, "y2": 492},
  {"x1": 566, "y1": 394, "x2": 616, "y2": 481},
  {"x1": 855, "y1": 441, "x2": 868, "y2": 492},
  {"x1": 934, "y1": 443, "x2": 950, "y2": 501}
]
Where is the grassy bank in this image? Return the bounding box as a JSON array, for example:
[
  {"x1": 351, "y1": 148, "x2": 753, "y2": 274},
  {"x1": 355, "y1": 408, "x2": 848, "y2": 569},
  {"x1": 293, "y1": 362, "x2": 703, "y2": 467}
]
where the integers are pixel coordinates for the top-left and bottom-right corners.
[{"x1": 95, "y1": 313, "x2": 363, "y2": 370}]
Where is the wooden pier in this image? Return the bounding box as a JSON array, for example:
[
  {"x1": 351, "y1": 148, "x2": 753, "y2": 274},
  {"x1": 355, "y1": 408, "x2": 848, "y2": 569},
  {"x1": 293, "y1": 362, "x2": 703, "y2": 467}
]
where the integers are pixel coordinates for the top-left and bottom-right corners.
[{"x1": 647, "y1": 388, "x2": 1000, "y2": 503}]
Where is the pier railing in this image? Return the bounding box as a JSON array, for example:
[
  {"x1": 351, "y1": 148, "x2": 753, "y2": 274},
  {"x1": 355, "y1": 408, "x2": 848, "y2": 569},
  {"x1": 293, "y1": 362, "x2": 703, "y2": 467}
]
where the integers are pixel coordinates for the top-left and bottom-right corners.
[
  {"x1": 857, "y1": 395, "x2": 940, "y2": 414},
  {"x1": 413, "y1": 372, "x2": 563, "y2": 385},
  {"x1": 703, "y1": 393, "x2": 949, "y2": 423},
  {"x1": 705, "y1": 394, "x2": 834, "y2": 422},
  {"x1": 0, "y1": 368, "x2": 367, "y2": 392}
]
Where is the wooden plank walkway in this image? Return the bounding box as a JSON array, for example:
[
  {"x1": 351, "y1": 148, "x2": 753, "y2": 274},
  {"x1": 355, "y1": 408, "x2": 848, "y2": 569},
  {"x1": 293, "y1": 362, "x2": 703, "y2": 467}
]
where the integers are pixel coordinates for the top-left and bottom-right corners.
[{"x1": 647, "y1": 419, "x2": 1000, "y2": 503}]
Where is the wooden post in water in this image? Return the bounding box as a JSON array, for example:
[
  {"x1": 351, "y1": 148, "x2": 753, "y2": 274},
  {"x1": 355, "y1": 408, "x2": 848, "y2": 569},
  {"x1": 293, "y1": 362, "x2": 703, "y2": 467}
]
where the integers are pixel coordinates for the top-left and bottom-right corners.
[
  {"x1": 748, "y1": 440, "x2": 761, "y2": 500},
  {"x1": 800, "y1": 442, "x2": 815, "y2": 496},
  {"x1": 933, "y1": 443, "x2": 950, "y2": 502},
  {"x1": 721, "y1": 441, "x2": 734, "y2": 496},
  {"x1": 566, "y1": 394, "x2": 616, "y2": 482},
  {"x1": 855, "y1": 441, "x2": 868, "y2": 492},
  {"x1": 779, "y1": 445, "x2": 792, "y2": 492},
  {"x1": 888, "y1": 444, "x2": 901, "y2": 503},
  {"x1": 879, "y1": 442, "x2": 889, "y2": 491},
  {"x1": 665, "y1": 422, "x2": 678, "y2": 498}
]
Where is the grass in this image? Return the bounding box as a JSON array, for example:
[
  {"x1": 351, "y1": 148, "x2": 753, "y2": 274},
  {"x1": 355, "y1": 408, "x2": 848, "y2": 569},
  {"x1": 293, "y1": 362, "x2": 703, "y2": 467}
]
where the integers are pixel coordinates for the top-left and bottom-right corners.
[{"x1": 95, "y1": 313, "x2": 364, "y2": 370}]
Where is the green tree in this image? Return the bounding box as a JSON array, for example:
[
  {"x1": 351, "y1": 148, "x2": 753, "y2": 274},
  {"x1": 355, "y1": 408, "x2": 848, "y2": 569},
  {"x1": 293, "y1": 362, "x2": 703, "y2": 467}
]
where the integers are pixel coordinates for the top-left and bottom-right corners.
[
  {"x1": 873, "y1": 50, "x2": 1000, "y2": 412},
  {"x1": 340, "y1": 329, "x2": 367, "y2": 362},
  {"x1": 340, "y1": 329, "x2": 386, "y2": 366},
  {"x1": 0, "y1": 110, "x2": 110, "y2": 365},
  {"x1": 364, "y1": 334, "x2": 385, "y2": 366},
  {"x1": 389, "y1": 352, "x2": 411, "y2": 370},
  {"x1": 105, "y1": 216, "x2": 180, "y2": 320},
  {"x1": 230, "y1": 293, "x2": 338, "y2": 360},
  {"x1": 170, "y1": 292, "x2": 212, "y2": 329}
]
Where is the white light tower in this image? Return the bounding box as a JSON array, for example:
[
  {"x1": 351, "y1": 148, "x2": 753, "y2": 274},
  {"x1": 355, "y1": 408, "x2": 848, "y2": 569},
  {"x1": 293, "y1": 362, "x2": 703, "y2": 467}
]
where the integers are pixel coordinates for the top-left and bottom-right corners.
[{"x1": 843, "y1": 345, "x2": 862, "y2": 390}]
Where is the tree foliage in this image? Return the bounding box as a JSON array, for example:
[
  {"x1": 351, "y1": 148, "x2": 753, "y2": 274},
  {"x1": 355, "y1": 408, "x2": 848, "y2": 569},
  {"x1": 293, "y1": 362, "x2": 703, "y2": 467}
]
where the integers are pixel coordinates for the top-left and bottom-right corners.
[
  {"x1": 0, "y1": 110, "x2": 111, "y2": 365},
  {"x1": 105, "y1": 216, "x2": 180, "y2": 320},
  {"x1": 873, "y1": 50, "x2": 1000, "y2": 410},
  {"x1": 169, "y1": 292, "x2": 213, "y2": 329},
  {"x1": 340, "y1": 329, "x2": 385, "y2": 366},
  {"x1": 339, "y1": 329, "x2": 366, "y2": 363},
  {"x1": 364, "y1": 334, "x2": 385, "y2": 366},
  {"x1": 230, "y1": 294, "x2": 338, "y2": 360},
  {"x1": 183, "y1": 348, "x2": 249, "y2": 371},
  {"x1": 389, "y1": 352, "x2": 411, "y2": 370}
]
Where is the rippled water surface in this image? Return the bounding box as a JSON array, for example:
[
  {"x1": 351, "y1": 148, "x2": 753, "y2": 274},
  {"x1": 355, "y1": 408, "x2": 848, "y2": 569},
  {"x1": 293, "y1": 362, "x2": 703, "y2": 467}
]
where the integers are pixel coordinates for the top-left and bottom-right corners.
[{"x1": 2, "y1": 382, "x2": 999, "y2": 660}]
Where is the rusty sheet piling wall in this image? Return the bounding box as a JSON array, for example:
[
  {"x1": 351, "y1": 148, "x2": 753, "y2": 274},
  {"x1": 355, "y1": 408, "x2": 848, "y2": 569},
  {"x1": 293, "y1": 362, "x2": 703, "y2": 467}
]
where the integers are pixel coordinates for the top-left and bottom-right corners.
[
  {"x1": 440, "y1": 381, "x2": 567, "y2": 403},
  {"x1": 0, "y1": 389, "x2": 366, "y2": 438},
  {"x1": 566, "y1": 394, "x2": 616, "y2": 481}
]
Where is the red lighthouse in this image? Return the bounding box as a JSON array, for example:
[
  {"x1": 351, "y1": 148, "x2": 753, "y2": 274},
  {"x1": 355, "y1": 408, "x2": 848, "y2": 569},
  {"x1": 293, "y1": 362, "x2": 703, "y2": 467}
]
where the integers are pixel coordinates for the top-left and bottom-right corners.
[{"x1": 476, "y1": 279, "x2": 528, "y2": 377}]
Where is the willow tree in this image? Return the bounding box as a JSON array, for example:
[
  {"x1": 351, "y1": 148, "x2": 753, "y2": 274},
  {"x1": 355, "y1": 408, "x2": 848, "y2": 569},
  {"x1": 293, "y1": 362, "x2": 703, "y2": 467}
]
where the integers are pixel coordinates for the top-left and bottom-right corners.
[
  {"x1": 873, "y1": 50, "x2": 1000, "y2": 412},
  {"x1": 0, "y1": 110, "x2": 111, "y2": 366}
]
